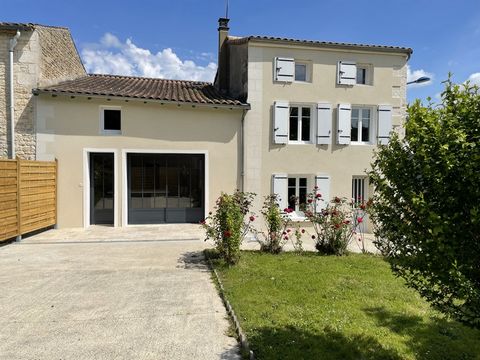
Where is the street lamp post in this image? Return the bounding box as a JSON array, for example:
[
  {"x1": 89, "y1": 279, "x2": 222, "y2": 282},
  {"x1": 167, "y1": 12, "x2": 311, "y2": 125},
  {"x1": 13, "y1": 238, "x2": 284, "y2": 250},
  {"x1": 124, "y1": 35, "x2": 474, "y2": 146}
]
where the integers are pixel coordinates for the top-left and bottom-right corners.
[{"x1": 407, "y1": 76, "x2": 431, "y2": 85}]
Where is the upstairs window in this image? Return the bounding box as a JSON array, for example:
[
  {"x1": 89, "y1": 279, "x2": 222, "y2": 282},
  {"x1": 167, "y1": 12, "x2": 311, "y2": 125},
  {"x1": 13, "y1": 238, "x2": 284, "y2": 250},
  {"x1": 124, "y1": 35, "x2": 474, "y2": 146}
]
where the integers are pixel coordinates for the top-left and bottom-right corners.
[
  {"x1": 101, "y1": 107, "x2": 122, "y2": 135},
  {"x1": 351, "y1": 107, "x2": 372, "y2": 143},
  {"x1": 275, "y1": 57, "x2": 310, "y2": 82},
  {"x1": 356, "y1": 65, "x2": 372, "y2": 85},
  {"x1": 294, "y1": 63, "x2": 307, "y2": 82},
  {"x1": 289, "y1": 106, "x2": 311, "y2": 143}
]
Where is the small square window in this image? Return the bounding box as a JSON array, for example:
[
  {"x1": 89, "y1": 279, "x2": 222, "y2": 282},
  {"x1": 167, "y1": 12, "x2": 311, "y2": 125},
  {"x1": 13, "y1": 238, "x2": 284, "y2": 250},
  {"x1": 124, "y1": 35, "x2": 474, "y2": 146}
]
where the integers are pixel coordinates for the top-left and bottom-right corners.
[
  {"x1": 295, "y1": 63, "x2": 307, "y2": 82},
  {"x1": 356, "y1": 65, "x2": 372, "y2": 85},
  {"x1": 104, "y1": 110, "x2": 121, "y2": 131}
]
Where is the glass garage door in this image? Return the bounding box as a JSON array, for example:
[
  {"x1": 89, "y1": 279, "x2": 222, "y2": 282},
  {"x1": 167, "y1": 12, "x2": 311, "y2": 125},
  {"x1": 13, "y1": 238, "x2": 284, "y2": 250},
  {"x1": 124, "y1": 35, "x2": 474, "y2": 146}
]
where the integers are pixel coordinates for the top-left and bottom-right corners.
[{"x1": 127, "y1": 153, "x2": 204, "y2": 224}]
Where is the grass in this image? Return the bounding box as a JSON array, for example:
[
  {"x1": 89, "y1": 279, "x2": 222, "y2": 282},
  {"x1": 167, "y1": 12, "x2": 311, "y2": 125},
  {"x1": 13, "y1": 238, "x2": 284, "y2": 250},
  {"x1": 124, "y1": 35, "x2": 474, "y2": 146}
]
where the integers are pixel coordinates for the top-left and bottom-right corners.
[{"x1": 210, "y1": 251, "x2": 480, "y2": 360}]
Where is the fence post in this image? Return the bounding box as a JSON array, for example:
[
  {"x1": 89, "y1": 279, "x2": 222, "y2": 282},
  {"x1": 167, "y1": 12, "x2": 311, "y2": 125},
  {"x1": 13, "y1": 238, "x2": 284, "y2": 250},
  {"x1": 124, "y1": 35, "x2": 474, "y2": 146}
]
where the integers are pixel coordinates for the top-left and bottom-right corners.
[
  {"x1": 54, "y1": 158, "x2": 58, "y2": 229},
  {"x1": 15, "y1": 157, "x2": 22, "y2": 242}
]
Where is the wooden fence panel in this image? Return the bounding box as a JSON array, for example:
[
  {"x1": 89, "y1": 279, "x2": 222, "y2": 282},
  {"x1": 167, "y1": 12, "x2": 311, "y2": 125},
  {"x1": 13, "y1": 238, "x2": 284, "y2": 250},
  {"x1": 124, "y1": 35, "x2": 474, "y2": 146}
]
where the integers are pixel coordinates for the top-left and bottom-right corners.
[{"x1": 0, "y1": 159, "x2": 57, "y2": 241}]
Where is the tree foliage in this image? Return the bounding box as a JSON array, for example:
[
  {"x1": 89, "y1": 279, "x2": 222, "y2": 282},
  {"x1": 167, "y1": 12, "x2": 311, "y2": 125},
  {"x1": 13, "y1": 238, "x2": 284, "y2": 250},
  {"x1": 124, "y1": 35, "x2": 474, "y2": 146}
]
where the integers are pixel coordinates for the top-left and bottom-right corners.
[{"x1": 368, "y1": 79, "x2": 480, "y2": 328}]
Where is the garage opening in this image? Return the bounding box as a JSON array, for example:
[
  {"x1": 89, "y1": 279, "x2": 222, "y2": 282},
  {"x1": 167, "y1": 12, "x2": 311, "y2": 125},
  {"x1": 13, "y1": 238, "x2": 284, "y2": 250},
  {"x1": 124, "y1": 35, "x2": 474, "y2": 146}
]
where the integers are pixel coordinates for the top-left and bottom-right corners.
[{"x1": 127, "y1": 153, "x2": 205, "y2": 224}]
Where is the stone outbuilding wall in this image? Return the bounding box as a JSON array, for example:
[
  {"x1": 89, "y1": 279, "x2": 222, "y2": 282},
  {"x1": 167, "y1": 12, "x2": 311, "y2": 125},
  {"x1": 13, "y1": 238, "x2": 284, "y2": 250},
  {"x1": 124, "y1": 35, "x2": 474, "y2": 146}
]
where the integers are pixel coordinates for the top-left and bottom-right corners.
[{"x1": 0, "y1": 24, "x2": 85, "y2": 159}]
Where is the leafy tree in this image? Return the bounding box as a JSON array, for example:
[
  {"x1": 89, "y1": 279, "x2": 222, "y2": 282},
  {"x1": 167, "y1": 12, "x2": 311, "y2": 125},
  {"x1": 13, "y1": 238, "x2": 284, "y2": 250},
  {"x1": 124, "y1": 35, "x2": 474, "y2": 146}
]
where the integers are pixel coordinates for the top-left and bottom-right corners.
[{"x1": 368, "y1": 79, "x2": 480, "y2": 328}]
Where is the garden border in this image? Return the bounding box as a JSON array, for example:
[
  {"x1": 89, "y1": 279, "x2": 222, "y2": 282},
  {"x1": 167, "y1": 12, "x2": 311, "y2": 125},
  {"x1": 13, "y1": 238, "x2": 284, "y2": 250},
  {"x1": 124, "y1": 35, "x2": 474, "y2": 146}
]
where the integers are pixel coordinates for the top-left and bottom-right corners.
[{"x1": 204, "y1": 250, "x2": 255, "y2": 360}]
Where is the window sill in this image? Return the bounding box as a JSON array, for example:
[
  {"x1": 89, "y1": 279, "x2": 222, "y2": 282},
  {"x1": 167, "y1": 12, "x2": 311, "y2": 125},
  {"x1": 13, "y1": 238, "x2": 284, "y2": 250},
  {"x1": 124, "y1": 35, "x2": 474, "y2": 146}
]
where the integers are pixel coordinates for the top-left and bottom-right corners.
[
  {"x1": 101, "y1": 130, "x2": 122, "y2": 136},
  {"x1": 350, "y1": 141, "x2": 374, "y2": 146},
  {"x1": 287, "y1": 141, "x2": 313, "y2": 145}
]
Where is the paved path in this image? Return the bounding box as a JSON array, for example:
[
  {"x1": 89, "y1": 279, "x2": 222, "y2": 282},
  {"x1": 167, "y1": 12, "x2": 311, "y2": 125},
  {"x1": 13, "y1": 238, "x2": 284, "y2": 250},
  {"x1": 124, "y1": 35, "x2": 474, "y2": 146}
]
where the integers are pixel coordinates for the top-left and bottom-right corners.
[{"x1": 0, "y1": 229, "x2": 240, "y2": 360}]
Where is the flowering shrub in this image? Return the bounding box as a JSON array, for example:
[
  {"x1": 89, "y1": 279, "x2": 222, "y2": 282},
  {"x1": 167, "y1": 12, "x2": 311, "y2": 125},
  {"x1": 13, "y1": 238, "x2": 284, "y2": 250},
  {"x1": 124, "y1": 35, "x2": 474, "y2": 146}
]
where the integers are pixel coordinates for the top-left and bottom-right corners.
[
  {"x1": 303, "y1": 188, "x2": 368, "y2": 255},
  {"x1": 255, "y1": 195, "x2": 303, "y2": 254},
  {"x1": 201, "y1": 191, "x2": 255, "y2": 265}
]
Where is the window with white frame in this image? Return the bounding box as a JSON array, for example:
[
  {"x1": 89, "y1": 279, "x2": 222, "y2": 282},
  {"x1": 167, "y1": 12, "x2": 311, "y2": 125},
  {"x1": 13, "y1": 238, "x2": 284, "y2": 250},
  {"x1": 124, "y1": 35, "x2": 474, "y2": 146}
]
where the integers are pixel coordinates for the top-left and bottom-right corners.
[
  {"x1": 287, "y1": 177, "x2": 308, "y2": 211},
  {"x1": 352, "y1": 176, "x2": 367, "y2": 202},
  {"x1": 351, "y1": 107, "x2": 372, "y2": 143},
  {"x1": 101, "y1": 107, "x2": 122, "y2": 135},
  {"x1": 289, "y1": 105, "x2": 312, "y2": 143}
]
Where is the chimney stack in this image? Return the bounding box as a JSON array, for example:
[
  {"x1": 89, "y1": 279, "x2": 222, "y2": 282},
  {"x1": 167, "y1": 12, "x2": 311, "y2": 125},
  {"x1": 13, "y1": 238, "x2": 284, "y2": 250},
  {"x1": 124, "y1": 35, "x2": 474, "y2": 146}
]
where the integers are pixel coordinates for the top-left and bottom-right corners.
[
  {"x1": 216, "y1": 17, "x2": 230, "y2": 93},
  {"x1": 218, "y1": 17, "x2": 229, "y2": 57}
]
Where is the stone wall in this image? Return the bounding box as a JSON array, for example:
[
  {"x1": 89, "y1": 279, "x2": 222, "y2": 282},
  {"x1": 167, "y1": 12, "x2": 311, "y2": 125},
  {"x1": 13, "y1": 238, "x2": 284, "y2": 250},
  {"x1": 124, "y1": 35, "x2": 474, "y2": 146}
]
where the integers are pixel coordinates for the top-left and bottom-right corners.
[{"x1": 0, "y1": 25, "x2": 85, "y2": 160}]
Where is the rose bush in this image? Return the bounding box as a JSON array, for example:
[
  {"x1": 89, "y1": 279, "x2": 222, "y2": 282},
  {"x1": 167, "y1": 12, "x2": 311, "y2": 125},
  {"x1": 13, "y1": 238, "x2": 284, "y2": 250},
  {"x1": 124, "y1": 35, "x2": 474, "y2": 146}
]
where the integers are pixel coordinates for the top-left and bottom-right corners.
[
  {"x1": 303, "y1": 188, "x2": 368, "y2": 255},
  {"x1": 201, "y1": 191, "x2": 255, "y2": 265}
]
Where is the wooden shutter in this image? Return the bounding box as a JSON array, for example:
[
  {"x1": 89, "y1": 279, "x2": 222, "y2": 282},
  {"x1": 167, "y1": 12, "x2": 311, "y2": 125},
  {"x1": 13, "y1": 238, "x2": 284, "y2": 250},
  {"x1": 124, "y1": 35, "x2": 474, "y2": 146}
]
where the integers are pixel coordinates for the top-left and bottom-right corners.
[
  {"x1": 315, "y1": 174, "x2": 330, "y2": 212},
  {"x1": 337, "y1": 104, "x2": 351, "y2": 145},
  {"x1": 377, "y1": 105, "x2": 393, "y2": 145},
  {"x1": 337, "y1": 61, "x2": 357, "y2": 85},
  {"x1": 316, "y1": 103, "x2": 332, "y2": 145},
  {"x1": 272, "y1": 174, "x2": 288, "y2": 210},
  {"x1": 275, "y1": 57, "x2": 294, "y2": 82},
  {"x1": 273, "y1": 101, "x2": 289, "y2": 144}
]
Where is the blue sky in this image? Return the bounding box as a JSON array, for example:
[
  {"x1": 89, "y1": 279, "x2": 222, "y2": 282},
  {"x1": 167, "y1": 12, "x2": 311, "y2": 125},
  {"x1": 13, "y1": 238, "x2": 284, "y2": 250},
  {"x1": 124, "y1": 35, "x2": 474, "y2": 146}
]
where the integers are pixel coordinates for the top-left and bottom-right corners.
[{"x1": 2, "y1": 0, "x2": 480, "y2": 103}]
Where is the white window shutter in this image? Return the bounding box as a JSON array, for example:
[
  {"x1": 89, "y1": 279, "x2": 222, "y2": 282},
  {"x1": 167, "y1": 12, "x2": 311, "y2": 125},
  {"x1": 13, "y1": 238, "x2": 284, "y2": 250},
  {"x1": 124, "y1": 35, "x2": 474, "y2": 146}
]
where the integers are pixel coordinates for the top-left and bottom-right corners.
[
  {"x1": 337, "y1": 104, "x2": 351, "y2": 145},
  {"x1": 378, "y1": 105, "x2": 393, "y2": 145},
  {"x1": 272, "y1": 174, "x2": 288, "y2": 210},
  {"x1": 273, "y1": 101, "x2": 289, "y2": 144},
  {"x1": 337, "y1": 61, "x2": 357, "y2": 85},
  {"x1": 316, "y1": 103, "x2": 332, "y2": 145},
  {"x1": 315, "y1": 174, "x2": 330, "y2": 212},
  {"x1": 275, "y1": 57, "x2": 294, "y2": 82}
]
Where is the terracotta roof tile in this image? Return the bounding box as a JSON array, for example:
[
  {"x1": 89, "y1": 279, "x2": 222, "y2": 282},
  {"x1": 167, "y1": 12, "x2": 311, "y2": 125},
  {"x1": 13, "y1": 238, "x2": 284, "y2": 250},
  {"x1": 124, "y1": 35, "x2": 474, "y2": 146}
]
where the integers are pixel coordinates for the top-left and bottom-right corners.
[{"x1": 35, "y1": 74, "x2": 248, "y2": 108}]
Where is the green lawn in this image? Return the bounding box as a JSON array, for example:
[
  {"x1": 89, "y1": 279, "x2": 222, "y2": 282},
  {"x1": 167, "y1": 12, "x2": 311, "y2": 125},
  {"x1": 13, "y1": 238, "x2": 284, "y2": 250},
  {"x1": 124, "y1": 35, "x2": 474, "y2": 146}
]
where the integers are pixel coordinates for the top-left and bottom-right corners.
[{"x1": 211, "y1": 251, "x2": 480, "y2": 360}]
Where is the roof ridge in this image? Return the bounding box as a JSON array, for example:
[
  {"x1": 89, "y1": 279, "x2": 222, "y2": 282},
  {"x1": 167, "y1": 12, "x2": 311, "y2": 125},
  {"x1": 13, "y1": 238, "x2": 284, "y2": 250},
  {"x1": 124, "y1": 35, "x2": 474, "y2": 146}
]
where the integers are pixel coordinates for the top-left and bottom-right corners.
[
  {"x1": 88, "y1": 73, "x2": 211, "y2": 85},
  {"x1": 229, "y1": 35, "x2": 412, "y2": 53},
  {"x1": 0, "y1": 22, "x2": 69, "y2": 30}
]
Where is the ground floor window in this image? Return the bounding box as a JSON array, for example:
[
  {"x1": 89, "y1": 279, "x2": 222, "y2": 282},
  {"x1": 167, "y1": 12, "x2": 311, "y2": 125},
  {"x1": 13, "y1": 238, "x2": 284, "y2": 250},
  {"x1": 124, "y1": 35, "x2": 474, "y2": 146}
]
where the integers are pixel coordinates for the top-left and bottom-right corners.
[
  {"x1": 288, "y1": 177, "x2": 308, "y2": 211},
  {"x1": 352, "y1": 176, "x2": 367, "y2": 202}
]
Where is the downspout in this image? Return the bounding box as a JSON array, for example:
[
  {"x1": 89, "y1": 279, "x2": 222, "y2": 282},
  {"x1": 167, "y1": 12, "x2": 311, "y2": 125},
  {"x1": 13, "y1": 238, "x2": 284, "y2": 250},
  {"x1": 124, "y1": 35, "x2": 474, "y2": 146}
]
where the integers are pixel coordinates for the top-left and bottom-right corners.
[
  {"x1": 240, "y1": 108, "x2": 246, "y2": 192},
  {"x1": 9, "y1": 30, "x2": 21, "y2": 159}
]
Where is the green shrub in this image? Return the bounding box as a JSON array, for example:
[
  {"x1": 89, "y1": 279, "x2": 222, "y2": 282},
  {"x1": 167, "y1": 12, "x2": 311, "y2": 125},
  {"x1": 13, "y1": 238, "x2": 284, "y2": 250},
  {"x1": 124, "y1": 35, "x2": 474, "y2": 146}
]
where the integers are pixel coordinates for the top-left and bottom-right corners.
[
  {"x1": 201, "y1": 191, "x2": 255, "y2": 265},
  {"x1": 368, "y1": 78, "x2": 480, "y2": 328}
]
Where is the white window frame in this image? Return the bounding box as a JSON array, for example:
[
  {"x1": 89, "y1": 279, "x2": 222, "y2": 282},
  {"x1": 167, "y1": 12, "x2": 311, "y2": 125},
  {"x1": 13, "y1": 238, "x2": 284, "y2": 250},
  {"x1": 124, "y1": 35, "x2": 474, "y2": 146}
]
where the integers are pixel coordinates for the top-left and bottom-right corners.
[
  {"x1": 356, "y1": 64, "x2": 373, "y2": 86},
  {"x1": 287, "y1": 175, "x2": 310, "y2": 219},
  {"x1": 351, "y1": 106, "x2": 375, "y2": 145},
  {"x1": 100, "y1": 106, "x2": 122, "y2": 135},
  {"x1": 288, "y1": 104, "x2": 313, "y2": 144},
  {"x1": 294, "y1": 61, "x2": 310, "y2": 83}
]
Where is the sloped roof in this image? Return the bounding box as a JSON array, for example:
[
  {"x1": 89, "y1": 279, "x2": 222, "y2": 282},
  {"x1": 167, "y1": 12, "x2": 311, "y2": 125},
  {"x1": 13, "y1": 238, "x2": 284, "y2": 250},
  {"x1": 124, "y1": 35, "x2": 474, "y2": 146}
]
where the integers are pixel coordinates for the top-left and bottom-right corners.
[
  {"x1": 228, "y1": 35, "x2": 413, "y2": 57},
  {"x1": 0, "y1": 22, "x2": 68, "y2": 30},
  {"x1": 34, "y1": 74, "x2": 249, "y2": 108}
]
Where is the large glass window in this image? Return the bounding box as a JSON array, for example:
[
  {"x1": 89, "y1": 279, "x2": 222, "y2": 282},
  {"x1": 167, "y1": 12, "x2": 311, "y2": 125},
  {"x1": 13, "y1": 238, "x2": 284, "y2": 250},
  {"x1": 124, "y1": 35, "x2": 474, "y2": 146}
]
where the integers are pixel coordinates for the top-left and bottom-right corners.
[
  {"x1": 289, "y1": 106, "x2": 311, "y2": 143},
  {"x1": 351, "y1": 107, "x2": 372, "y2": 143}
]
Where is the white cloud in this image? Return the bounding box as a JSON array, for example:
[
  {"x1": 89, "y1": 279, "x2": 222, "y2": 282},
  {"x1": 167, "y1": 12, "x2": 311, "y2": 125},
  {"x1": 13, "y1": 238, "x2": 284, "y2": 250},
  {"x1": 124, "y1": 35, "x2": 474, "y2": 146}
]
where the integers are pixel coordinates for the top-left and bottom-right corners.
[
  {"x1": 81, "y1": 33, "x2": 217, "y2": 82},
  {"x1": 407, "y1": 65, "x2": 434, "y2": 88},
  {"x1": 467, "y1": 72, "x2": 480, "y2": 85}
]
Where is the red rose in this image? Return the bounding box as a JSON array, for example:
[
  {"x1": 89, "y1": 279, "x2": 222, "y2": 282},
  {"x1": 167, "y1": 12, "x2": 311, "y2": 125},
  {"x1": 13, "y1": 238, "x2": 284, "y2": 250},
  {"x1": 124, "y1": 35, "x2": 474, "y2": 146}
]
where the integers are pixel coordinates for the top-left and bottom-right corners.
[
  {"x1": 287, "y1": 208, "x2": 294, "y2": 213},
  {"x1": 282, "y1": 231, "x2": 287, "y2": 235},
  {"x1": 209, "y1": 211, "x2": 213, "y2": 215},
  {"x1": 314, "y1": 186, "x2": 319, "y2": 190},
  {"x1": 287, "y1": 229, "x2": 291, "y2": 233},
  {"x1": 334, "y1": 197, "x2": 341, "y2": 203},
  {"x1": 343, "y1": 220, "x2": 351, "y2": 225},
  {"x1": 335, "y1": 223, "x2": 341, "y2": 229},
  {"x1": 315, "y1": 193, "x2": 322, "y2": 199},
  {"x1": 284, "y1": 236, "x2": 289, "y2": 240},
  {"x1": 357, "y1": 217, "x2": 363, "y2": 223},
  {"x1": 301, "y1": 229, "x2": 305, "y2": 233},
  {"x1": 307, "y1": 199, "x2": 313, "y2": 204},
  {"x1": 223, "y1": 230, "x2": 232, "y2": 238},
  {"x1": 283, "y1": 208, "x2": 289, "y2": 213},
  {"x1": 360, "y1": 204, "x2": 366, "y2": 210},
  {"x1": 311, "y1": 235, "x2": 316, "y2": 239},
  {"x1": 249, "y1": 215, "x2": 255, "y2": 222}
]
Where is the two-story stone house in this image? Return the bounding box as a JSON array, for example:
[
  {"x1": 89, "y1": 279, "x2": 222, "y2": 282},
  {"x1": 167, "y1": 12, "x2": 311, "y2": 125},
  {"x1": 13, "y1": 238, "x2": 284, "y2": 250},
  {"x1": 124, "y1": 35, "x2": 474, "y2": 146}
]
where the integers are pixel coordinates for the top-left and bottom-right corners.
[{"x1": 2, "y1": 18, "x2": 411, "y2": 229}]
